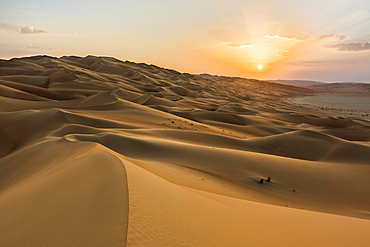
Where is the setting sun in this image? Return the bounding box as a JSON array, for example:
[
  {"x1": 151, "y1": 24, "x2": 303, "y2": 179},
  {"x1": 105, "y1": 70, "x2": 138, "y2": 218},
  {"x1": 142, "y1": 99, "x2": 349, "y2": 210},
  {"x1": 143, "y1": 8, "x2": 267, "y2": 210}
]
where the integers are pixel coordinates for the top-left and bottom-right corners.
[{"x1": 257, "y1": 64, "x2": 264, "y2": 70}]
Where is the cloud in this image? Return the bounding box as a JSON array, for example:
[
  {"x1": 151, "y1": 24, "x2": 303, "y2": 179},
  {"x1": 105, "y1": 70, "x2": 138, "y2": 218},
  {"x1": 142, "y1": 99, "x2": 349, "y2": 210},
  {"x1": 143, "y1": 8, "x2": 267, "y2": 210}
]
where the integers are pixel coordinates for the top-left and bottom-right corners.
[
  {"x1": 24, "y1": 46, "x2": 40, "y2": 49},
  {"x1": 229, "y1": 43, "x2": 254, "y2": 49},
  {"x1": 275, "y1": 50, "x2": 290, "y2": 57},
  {"x1": 325, "y1": 41, "x2": 370, "y2": 51},
  {"x1": 220, "y1": 41, "x2": 254, "y2": 49},
  {"x1": 23, "y1": 46, "x2": 57, "y2": 51},
  {"x1": 266, "y1": 33, "x2": 348, "y2": 42},
  {"x1": 318, "y1": 34, "x2": 348, "y2": 41},
  {"x1": 275, "y1": 53, "x2": 289, "y2": 57},
  {"x1": 0, "y1": 27, "x2": 5, "y2": 33},
  {"x1": 265, "y1": 34, "x2": 309, "y2": 41},
  {"x1": 19, "y1": 26, "x2": 50, "y2": 34}
]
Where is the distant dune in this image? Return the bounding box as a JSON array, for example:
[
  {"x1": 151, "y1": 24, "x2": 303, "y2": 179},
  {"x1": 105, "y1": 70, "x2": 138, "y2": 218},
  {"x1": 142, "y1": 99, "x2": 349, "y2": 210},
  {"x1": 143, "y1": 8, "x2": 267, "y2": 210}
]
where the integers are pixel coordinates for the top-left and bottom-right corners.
[
  {"x1": 268, "y1": 79, "x2": 324, "y2": 87},
  {"x1": 1, "y1": 55, "x2": 370, "y2": 246},
  {"x1": 269, "y1": 79, "x2": 370, "y2": 91}
]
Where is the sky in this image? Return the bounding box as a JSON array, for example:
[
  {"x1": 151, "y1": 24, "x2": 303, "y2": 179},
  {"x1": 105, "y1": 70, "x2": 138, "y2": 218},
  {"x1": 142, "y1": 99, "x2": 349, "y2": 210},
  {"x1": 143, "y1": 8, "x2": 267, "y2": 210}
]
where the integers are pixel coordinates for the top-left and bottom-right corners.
[{"x1": 1, "y1": 0, "x2": 369, "y2": 82}]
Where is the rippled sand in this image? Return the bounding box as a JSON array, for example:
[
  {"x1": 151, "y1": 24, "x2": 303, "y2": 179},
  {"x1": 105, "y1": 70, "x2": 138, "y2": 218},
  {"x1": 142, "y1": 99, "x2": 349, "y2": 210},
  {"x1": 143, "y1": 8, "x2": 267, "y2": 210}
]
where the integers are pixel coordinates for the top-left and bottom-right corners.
[{"x1": 1, "y1": 55, "x2": 370, "y2": 246}]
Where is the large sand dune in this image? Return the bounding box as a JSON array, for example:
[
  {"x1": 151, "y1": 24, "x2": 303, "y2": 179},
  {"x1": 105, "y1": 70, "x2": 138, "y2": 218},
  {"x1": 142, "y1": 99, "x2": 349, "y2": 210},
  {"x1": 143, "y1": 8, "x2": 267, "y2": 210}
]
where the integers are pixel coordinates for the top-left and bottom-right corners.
[{"x1": 1, "y1": 55, "x2": 370, "y2": 246}]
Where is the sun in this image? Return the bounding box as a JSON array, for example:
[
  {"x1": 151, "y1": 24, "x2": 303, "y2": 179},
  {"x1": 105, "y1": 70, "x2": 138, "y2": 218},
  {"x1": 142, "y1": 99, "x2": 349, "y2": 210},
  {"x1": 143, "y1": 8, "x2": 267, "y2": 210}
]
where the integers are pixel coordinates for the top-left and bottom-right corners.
[{"x1": 257, "y1": 64, "x2": 264, "y2": 70}]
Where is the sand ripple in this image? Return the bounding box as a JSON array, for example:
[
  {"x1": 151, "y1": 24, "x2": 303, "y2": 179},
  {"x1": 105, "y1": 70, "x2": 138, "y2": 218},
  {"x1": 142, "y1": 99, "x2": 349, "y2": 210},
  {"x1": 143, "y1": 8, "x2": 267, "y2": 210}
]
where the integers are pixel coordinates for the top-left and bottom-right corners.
[{"x1": 1, "y1": 55, "x2": 370, "y2": 246}]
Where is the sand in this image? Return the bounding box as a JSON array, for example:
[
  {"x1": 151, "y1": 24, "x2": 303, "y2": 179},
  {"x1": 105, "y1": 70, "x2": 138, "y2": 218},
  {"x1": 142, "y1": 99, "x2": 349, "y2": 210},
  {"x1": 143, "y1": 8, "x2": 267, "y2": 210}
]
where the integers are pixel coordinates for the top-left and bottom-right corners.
[
  {"x1": 289, "y1": 93, "x2": 370, "y2": 120},
  {"x1": 1, "y1": 55, "x2": 370, "y2": 246}
]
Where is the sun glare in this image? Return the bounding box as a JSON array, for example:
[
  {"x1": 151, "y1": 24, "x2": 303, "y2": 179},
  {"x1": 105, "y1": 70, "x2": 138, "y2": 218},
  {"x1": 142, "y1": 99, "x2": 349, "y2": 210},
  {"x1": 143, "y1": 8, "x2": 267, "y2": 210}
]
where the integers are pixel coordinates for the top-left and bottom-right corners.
[{"x1": 257, "y1": 64, "x2": 264, "y2": 70}]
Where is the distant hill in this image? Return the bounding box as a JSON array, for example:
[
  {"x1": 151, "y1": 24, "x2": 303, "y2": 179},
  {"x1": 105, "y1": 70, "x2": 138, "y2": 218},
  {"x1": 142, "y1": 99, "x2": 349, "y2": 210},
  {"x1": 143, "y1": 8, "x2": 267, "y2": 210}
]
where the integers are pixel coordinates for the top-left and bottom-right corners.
[
  {"x1": 334, "y1": 81, "x2": 369, "y2": 84},
  {"x1": 311, "y1": 82, "x2": 370, "y2": 95},
  {"x1": 268, "y1": 80, "x2": 324, "y2": 87}
]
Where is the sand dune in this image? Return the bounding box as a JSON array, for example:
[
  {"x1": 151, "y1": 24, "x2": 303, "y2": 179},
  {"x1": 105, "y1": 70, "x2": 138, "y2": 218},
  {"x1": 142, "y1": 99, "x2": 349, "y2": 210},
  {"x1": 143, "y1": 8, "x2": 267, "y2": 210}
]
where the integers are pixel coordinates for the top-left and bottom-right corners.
[{"x1": 0, "y1": 55, "x2": 370, "y2": 246}]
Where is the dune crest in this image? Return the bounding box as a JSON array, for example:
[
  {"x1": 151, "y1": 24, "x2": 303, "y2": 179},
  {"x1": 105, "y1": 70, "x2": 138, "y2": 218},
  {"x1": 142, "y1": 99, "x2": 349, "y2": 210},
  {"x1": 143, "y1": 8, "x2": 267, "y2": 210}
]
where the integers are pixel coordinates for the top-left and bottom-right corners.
[{"x1": 1, "y1": 55, "x2": 370, "y2": 246}]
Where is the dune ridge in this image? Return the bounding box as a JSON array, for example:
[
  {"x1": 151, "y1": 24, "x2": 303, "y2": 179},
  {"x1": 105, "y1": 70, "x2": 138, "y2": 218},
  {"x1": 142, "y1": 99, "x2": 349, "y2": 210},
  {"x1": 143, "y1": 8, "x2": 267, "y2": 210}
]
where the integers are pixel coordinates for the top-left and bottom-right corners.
[{"x1": 1, "y1": 55, "x2": 370, "y2": 246}]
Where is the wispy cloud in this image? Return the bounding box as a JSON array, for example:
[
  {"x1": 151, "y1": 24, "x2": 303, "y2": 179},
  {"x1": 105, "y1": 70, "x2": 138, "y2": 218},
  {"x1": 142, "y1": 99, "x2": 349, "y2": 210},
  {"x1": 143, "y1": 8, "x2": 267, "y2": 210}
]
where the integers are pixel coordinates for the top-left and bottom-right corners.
[
  {"x1": 265, "y1": 34, "x2": 309, "y2": 41},
  {"x1": 317, "y1": 34, "x2": 348, "y2": 41},
  {"x1": 325, "y1": 41, "x2": 370, "y2": 51},
  {"x1": 19, "y1": 26, "x2": 50, "y2": 34},
  {"x1": 220, "y1": 42, "x2": 254, "y2": 49},
  {"x1": 229, "y1": 43, "x2": 254, "y2": 49},
  {"x1": 266, "y1": 33, "x2": 348, "y2": 42},
  {"x1": 23, "y1": 46, "x2": 57, "y2": 51},
  {"x1": 275, "y1": 50, "x2": 290, "y2": 57}
]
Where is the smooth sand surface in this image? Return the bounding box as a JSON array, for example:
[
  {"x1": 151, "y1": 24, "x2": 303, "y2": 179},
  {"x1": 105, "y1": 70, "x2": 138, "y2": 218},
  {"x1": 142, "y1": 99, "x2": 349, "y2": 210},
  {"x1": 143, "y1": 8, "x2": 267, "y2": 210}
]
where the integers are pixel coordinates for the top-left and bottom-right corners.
[
  {"x1": 290, "y1": 93, "x2": 370, "y2": 120},
  {"x1": 1, "y1": 55, "x2": 370, "y2": 246}
]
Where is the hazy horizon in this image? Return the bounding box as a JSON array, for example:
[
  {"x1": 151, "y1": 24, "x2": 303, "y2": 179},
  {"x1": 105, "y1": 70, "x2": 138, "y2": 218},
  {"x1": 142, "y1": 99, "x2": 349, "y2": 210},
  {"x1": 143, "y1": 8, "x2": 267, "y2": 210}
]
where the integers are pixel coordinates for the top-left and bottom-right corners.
[{"x1": 1, "y1": 0, "x2": 369, "y2": 82}]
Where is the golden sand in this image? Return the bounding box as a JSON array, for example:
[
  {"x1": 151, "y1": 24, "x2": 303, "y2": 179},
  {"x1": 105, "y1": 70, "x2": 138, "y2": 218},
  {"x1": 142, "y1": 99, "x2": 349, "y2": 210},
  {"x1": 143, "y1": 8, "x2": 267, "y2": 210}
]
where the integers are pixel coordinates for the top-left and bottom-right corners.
[{"x1": 1, "y1": 55, "x2": 370, "y2": 246}]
